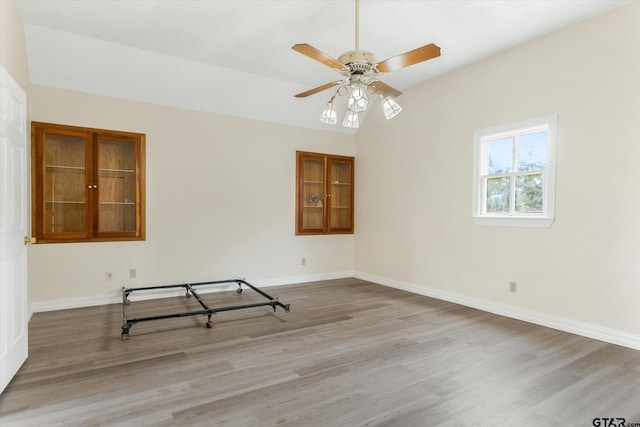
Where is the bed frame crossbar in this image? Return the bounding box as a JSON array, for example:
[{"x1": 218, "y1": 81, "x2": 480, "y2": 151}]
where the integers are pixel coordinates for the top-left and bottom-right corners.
[{"x1": 121, "y1": 278, "x2": 290, "y2": 340}]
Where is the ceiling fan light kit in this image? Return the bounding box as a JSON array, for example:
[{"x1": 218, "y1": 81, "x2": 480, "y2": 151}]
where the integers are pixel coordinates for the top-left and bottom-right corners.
[
  {"x1": 320, "y1": 95, "x2": 338, "y2": 125},
  {"x1": 347, "y1": 82, "x2": 368, "y2": 113},
  {"x1": 292, "y1": 0, "x2": 441, "y2": 129},
  {"x1": 381, "y1": 96, "x2": 403, "y2": 120},
  {"x1": 343, "y1": 109, "x2": 360, "y2": 128}
]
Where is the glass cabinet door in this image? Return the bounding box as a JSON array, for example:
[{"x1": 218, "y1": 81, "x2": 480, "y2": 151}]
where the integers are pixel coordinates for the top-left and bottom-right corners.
[
  {"x1": 98, "y1": 137, "x2": 137, "y2": 234},
  {"x1": 41, "y1": 130, "x2": 91, "y2": 237},
  {"x1": 301, "y1": 156, "x2": 325, "y2": 232},
  {"x1": 328, "y1": 159, "x2": 353, "y2": 232}
]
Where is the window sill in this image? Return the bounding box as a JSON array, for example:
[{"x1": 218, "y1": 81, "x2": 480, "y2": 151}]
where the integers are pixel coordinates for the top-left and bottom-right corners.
[{"x1": 472, "y1": 216, "x2": 555, "y2": 228}]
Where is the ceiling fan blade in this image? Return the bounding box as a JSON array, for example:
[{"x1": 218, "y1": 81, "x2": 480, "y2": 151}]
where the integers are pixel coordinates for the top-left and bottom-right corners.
[
  {"x1": 369, "y1": 80, "x2": 402, "y2": 98},
  {"x1": 292, "y1": 43, "x2": 350, "y2": 73},
  {"x1": 294, "y1": 81, "x2": 344, "y2": 98},
  {"x1": 375, "y1": 43, "x2": 441, "y2": 73}
]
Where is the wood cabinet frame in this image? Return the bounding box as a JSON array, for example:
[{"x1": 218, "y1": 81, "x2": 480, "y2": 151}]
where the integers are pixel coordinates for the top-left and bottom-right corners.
[
  {"x1": 296, "y1": 151, "x2": 354, "y2": 235},
  {"x1": 31, "y1": 122, "x2": 146, "y2": 243}
]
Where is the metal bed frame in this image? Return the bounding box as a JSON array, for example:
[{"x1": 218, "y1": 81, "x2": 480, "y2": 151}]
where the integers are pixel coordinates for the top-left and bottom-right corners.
[{"x1": 121, "y1": 278, "x2": 290, "y2": 340}]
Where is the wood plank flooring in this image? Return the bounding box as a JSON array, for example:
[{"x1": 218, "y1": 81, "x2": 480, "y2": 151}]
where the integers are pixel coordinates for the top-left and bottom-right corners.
[{"x1": 1, "y1": 278, "x2": 639, "y2": 426}]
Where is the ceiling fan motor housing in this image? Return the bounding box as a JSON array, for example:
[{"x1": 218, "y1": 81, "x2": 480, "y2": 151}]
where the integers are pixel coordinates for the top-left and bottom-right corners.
[{"x1": 338, "y1": 50, "x2": 377, "y2": 75}]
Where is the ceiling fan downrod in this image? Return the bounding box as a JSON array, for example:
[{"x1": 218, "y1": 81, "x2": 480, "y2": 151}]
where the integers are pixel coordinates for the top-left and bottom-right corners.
[{"x1": 355, "y1": 0, "x2": 360, "y2": 51}]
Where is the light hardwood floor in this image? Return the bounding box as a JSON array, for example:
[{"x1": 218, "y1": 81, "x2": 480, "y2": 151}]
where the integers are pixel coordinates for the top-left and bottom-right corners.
[{"x1": 1, "y1": 278, "x2": 638, "y2": 426}]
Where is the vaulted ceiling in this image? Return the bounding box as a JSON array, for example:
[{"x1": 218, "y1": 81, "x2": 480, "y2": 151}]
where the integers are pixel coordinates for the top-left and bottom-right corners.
[{"x1": 17, "y1": 0, "x2": 630, "y2": 133}]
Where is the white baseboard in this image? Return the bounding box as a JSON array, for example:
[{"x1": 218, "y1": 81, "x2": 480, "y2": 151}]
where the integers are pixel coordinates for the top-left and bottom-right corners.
[
  {"x1": 248, "y1": 270, "x2": 355, "y2": 288},
  {"x1": 29, "y1": 271, "x2": 354, "y2": 313},
  {"x1": 31, "y1": 294, "x2": 120, "y2": 312},
  {"x1": 31, "y1": 270, "x2": 638, "y2": 351},
  {"x1": 354, "y1": 271, "x2": 640, "y2": 351}
]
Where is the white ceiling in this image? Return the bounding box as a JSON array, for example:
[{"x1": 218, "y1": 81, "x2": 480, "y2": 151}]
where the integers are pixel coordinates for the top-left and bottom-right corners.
[{"x1": 16, "y1": 0, "x2": 630, "y2": 134}]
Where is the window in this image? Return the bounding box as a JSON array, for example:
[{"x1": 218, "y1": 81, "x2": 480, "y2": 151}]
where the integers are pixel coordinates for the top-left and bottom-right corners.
[{"x1": 472, "y1": 114, "x2": 557, "y2": 228}]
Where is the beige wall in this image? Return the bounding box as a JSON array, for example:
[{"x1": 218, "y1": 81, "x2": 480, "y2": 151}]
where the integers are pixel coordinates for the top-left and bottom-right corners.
[
  {"x1": 29, "y1": 87, "x2": 355, "y2": 304},
  {"x1": 354, "y1": 2, "x2": 640, "y2": 337}
]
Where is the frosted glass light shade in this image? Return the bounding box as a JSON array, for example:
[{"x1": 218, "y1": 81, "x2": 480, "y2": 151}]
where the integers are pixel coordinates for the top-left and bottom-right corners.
[
  {"x1": 343, "y1": 110, "x2": 359, "y2": 128},
  {"x1": 347, "y1": 84, "x2": 368, "y2": 112},
  {"x1": 319, "y1": 97, "x2": 337, "y2": 124},
  {"x1": 382, "y1": 96, "x2": 402, "y2": 120}
]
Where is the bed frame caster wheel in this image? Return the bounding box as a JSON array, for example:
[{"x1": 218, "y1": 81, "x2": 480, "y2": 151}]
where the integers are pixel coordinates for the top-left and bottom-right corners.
[
  {"x1": 124, "y1": 299, "x2": 130, "y2": 305},
  {"x1": 206, "y1": 321, "x2": 213, "y2": 328},
  {"x1": 121, "y1": 335, "x2": 130, "y2": 341},
  {"x1": 236, "y1": 288, "x2": 243, "y2": 293}
]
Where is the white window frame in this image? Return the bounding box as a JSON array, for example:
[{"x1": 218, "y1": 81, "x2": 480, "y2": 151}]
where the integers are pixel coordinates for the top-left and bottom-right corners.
[{"x1": 472, "y1": 114, "x2": 558, "y2": 228}]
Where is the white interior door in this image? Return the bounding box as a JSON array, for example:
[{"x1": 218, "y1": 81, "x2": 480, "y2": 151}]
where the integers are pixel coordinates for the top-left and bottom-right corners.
[{"x1": 0, "y1": 65, "x2": 29, "y2": 394}]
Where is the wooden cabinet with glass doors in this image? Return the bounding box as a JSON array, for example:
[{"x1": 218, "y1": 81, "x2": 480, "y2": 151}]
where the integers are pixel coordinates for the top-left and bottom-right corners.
[
  {"x1": 296, "y1": 151, "x2": 354, "y2": 235},
  {"x1": 32, "y1": 122, "x2": 145, "y2": 243}
]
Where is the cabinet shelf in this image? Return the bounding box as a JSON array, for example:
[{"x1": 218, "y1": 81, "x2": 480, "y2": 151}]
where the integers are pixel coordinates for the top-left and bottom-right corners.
[
  {"x1": 46, "y1": 200, "x2": 85, "y2": 204},
  {"x1": 100, "y1": 202, "x2": 136, "y2": 205},
  {"x1": 100, "y1": 168, "x2": 135, "y2": 173},
  {"x1": 45, "y1": 165, "x2": 85, "y2": 170}
]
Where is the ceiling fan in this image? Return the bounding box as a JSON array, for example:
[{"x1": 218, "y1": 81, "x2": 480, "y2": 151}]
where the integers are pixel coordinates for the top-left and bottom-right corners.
[{"x1": 292, "y1": 0, "x2": 441, "y2": 128}]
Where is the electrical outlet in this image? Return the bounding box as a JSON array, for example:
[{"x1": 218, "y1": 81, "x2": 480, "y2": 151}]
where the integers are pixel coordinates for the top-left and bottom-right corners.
[
  {"x1": 301, "y1": 257, "x2": 306, "y2": 266},
  {"x1": 106, "y1": 272, "x2": 113, "y2": 281},
  {"x1": 129, "y1": 268, "x2": 136, "y2": 279},
  {"x1": 509, "y1": 281, "x2": 517, "y2": 293}
]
